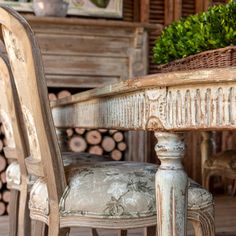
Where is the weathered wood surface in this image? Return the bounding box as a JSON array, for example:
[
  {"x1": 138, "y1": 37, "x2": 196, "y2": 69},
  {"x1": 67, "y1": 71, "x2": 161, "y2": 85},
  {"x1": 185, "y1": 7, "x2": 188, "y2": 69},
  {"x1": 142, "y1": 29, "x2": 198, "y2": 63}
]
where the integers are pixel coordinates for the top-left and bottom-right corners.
[
  {"x1": 51, "y1": 67, "x2": 224, "y2": 236},
  {"x1": 24, "y1": 15, "x2": 161, "y2": 88},
  {"x1": 155, "y1": 132, "x2": 188, "y2": 236},
  {"x1": 52, "y1": 67, "x2": 236, "y2": 132}
]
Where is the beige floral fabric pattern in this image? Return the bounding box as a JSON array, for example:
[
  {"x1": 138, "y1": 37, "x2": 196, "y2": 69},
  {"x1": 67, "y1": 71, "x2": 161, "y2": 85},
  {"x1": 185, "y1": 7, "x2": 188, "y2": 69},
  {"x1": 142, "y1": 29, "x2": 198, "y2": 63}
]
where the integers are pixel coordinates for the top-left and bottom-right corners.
[
  {"x1": 205, "y1": 149, "x2": 236, "y2": 170},
  {"x1": 29, "y1": 162, "x2": 213, "y2": 219},
  {"x1": 6, "y1": 152, "x2": 109, "y2": 189},
  {"x1": 6, "y1": 161, "x2": 21, "y2": 187}
]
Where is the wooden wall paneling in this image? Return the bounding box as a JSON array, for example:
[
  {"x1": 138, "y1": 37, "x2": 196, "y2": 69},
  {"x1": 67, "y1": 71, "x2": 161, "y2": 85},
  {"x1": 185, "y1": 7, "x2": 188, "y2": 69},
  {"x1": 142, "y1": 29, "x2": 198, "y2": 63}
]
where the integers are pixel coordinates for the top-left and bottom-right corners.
[
  {"x1": 133, "y1": 0, "x2": 141, "y2": 22},
  {"x1": 149, "y1": 0, "x2": 165, "y2": 25},
  {"x1": 164, "y1": 0, "x2": 174, "y2": 25},
  {"x1": 140, "y1": 0, "x2": 150, "y2": 23},
  {"x1": 211, "y1": 0, "x2": 228, "y2": 5},
  {"x1": 174, "y1": 0, "x2": 183, "y2": 21},
  {"x1": 164, "y1": 0, "x2": 182, "y2": 25},
  {"x1": 25, "y1": 17, "x2": 152, "y2": 88},
  {"x1": 195, "y1": 0, "x2": 204, "y2": 13},
  {"x1": 182, "y1": 0, "x2": 195, "y2": 17},
  {"x1": 148, "y1": 0, "x2": 164, "y2": 74},
  {"x1": 123, "y1": 0, "x2": 134, "y2": 22},
  {"x1": 195, "y1": 0, "x2": 210, "y2": 13}
]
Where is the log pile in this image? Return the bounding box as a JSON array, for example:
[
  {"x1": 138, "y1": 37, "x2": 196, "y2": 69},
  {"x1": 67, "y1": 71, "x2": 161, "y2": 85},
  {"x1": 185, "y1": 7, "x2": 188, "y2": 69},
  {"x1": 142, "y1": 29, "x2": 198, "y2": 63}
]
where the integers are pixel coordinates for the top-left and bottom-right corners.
[
  {"x1": 0, "y1": 90, "x2": 127, "y2": 216},
  {"x1": 67, "y1": 128, "x2": 127, "y2": 161},
  {"x1": 49, "y1": 91, "x2": 127, "y2": 161},
  {"x1": 0, "y1": 123, "x2": 10, "y2": 216}
]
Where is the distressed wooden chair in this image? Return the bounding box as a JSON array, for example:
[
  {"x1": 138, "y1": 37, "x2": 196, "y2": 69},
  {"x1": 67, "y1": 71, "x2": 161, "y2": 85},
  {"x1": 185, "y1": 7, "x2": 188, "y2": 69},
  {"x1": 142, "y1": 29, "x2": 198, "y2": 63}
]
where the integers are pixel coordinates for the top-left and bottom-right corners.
[
  {"x1": 0, "y1": 5, "x2": 215, "y2": 236},
  {"x1": 201, "y1": 131, "x2": 236, "y2": 194},
  {"x1": 0, "y1": 54, "x2": 30, "y2": 236},
  {"x1": 0, "y1": 43, "x2": 108, "y2": 236}
]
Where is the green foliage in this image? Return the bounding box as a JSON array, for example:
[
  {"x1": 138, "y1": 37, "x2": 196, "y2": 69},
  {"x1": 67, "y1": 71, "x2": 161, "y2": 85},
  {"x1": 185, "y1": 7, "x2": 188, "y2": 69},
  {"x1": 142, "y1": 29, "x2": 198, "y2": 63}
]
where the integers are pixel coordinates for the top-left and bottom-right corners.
[
  {"x1": 90, "y1": 0, "x2": 110, "y2": 8},
  {"x1": 153, "y1": 0, "x2": 236, "y2": 65}
]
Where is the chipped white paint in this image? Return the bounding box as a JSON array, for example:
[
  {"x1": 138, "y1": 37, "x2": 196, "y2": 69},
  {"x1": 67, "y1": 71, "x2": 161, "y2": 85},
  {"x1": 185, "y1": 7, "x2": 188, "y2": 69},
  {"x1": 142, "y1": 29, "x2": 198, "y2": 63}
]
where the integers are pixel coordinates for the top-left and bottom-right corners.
[
  {"x1": 52, "y1": 83, "x2": 236, "y2": 131},
  {"x1": 155, "y1": 132, "x2": 188, "y2": 236}
]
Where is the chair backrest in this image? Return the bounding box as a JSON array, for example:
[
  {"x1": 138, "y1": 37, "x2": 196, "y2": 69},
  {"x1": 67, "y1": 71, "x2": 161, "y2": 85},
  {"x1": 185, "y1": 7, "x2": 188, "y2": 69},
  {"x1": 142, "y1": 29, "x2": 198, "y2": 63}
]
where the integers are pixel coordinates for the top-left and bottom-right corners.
[
  {"x1": 0, "y1": 53, "x2": 28, "y2": 179},
  {"x1": 0, "y1": 6, "x2": 66, "y2": 205}
]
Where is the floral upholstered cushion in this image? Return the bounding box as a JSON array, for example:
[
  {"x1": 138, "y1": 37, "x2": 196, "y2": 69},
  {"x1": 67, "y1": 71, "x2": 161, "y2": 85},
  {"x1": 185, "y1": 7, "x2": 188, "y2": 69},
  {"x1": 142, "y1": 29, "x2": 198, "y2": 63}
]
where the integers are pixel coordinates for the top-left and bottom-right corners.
[
  {"x1": 29, "y1": 162, "x2": 213, "y2": 219},
  {"x1": 6, "y1": 161, "x2": 21, "y2": 188},
  {"x1": 187, "y1": 179, "x2": 213, "y2": 209},
  {"x1": 205, "y1": 149, "x2": 236, "y2": 169},
  {"x1": 5, "y1": 152, "x2": 110, "y2": 190}
]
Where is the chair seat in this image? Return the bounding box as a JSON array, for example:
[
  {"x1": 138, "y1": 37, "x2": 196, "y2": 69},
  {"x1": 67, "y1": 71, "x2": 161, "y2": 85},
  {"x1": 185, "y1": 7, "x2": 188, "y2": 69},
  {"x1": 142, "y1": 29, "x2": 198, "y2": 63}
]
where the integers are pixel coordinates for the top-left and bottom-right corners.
[
  {"x1": 29, "y1": 162, "x2": 213, "y2": 219},
  {"x1": 6, "y1": 161, "x2": 21, "y2": 188},
  {"x1": 6, "y1": 152, "x2": 109, "y2": 189},
  {"x1": 205, "y1": 149, "x2": 236, "y2": 169}
]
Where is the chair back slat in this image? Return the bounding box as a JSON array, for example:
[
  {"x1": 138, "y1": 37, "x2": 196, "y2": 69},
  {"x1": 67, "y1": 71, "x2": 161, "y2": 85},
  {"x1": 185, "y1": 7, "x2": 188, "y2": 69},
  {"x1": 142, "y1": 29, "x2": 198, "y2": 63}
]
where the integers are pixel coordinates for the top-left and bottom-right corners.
[
  {"x1": 0, "y1": 54, "x2": 28, "y2": 176},
  {"x1": 0, "y1": 6, "x2": 67, "y2": 202}
]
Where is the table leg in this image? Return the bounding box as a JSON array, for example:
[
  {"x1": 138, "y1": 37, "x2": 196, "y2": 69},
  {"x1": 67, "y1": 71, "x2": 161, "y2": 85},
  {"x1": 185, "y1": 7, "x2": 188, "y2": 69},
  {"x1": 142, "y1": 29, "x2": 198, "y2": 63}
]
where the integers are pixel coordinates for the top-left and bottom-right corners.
[{"x1": 154, "y1": 132, "x2": 188, "y2": 236}]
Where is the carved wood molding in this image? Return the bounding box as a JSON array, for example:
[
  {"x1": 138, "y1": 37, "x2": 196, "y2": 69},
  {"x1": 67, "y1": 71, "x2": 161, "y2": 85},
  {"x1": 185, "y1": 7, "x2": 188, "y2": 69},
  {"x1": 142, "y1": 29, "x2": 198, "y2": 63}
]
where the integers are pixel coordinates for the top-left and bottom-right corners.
[{"x1": 52, "y1": 75, "x2": 236, "y2": 131}]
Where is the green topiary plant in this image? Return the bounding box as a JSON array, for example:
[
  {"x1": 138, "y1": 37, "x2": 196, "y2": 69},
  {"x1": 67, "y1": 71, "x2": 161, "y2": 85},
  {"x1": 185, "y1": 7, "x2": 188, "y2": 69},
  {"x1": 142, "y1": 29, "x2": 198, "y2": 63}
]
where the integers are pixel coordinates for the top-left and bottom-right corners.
[{"x1": 153, "y1": 0, "x2": 236, "y2": 65}]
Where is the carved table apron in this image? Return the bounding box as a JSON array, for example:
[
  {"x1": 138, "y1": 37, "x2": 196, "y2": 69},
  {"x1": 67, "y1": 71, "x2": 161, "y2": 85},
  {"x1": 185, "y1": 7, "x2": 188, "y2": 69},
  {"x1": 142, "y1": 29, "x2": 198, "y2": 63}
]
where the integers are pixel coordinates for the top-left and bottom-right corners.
[{"x1": 51, "y1": 67, "x2": 236, "y2": 236}]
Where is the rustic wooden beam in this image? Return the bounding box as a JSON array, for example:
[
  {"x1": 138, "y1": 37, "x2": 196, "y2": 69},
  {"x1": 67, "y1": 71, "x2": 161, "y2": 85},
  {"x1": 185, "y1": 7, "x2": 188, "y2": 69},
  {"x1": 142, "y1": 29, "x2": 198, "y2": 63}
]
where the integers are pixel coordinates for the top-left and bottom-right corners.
[{"x1": 140, "y1": 0, "x2": 150, "y2": 23}]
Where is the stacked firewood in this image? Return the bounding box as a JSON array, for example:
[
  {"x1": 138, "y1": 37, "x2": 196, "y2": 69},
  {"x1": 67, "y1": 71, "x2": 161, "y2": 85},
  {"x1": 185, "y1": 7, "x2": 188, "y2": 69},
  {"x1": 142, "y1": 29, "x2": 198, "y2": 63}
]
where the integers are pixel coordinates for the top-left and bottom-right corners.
[
  {"x1": 66, "y1": 128, "x2": 127, "y2": 161},
  {"x1": 0, "y1": 123, "x2": 10, "y2": 216},
  {"x1": 49, "y1": 90, "x2": 127, "y2": 161},
  {"x1": 0, "y1": 90, "x2": 127, "y2": 216}
]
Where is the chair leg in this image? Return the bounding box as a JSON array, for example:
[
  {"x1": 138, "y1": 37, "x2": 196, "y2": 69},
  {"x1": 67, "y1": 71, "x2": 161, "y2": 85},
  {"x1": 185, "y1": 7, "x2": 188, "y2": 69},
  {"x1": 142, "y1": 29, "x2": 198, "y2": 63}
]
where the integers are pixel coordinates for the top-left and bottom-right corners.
[
  {"x1": 118, "y1": 230, "x2": 127, "y2": 236},
  {"x1": 91, "y1": 228, "x2": 99, "y2": 236},
  {"x1": 59, "y1": 227, "x2": 70, "y2": 236},
  {"x1": 188, "y1": 204, "x2": 215, "y2": 236},
  {"x1": 144, "y1": 226, "x2": 157, "y2": 236},
  {"x1": 8, "y1": 189, "x2": 19, "y2": 236},
  {"x1": 18, "y1": 188, "x2": 31, "y2": 236},
  {"x1": 31, "y1": 220, "x2": 46, "y2": 236},
  {"x1": 231, "y1": 179, "x2": 236, "y2": 196},
  {"x1": 202, "y1": 170, "x2": 211, "y2": 191}
]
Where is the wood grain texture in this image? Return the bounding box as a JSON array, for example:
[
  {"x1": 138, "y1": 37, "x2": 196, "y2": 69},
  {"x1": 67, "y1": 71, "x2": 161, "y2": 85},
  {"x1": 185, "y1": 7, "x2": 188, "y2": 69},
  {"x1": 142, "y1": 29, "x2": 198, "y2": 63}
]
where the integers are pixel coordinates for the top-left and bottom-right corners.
[
  {"x1": 0, "y1": 49, "x2": 31, "y2": 235},
  {"x1": 52, "y1": 67, "x2": 236, "y2": 132},
  {"x1": 6, "y1": 195, "x2": 236, "y2": 236},
  {"x1": 23, "y1": 15, "x2": 159, "y2": 88},
  {"x1": 155, "y1": 132, "x2": 188, "y2": 236}
]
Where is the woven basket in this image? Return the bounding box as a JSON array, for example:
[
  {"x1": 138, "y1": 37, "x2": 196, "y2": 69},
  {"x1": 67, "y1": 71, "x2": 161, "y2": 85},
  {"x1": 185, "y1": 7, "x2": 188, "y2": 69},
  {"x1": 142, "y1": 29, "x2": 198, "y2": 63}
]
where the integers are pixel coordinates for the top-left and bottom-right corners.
[{"x1": 155, "y1": 45, "x2": 236, "y2": 73}]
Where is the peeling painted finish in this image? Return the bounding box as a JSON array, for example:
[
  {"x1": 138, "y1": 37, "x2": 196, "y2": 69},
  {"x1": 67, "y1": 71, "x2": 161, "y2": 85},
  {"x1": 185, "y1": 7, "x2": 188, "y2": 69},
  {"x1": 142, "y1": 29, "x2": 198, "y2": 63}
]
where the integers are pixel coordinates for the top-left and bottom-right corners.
[
  {"x1": 155, "y1": 132, "x2": 188, "y2": 236},
  {"x1": 53, "y1": 82, "x2": 236, "y2": 131}
]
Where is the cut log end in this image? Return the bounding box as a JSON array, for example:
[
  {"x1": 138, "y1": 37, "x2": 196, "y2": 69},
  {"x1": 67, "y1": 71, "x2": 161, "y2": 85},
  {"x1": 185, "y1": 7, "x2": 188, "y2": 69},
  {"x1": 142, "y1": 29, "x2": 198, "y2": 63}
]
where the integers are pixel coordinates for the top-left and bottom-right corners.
[
  {"x1": 113, "y1": 132, "x2": 124, "y2": 142},
  {"x1": 85, "y1": 130, "x2": 102, "y2": 145},
  {"x1": 111, "y1": 149, "x2": 123, "y2": 161},
  {"x1": 2, "y1": 190, "x2": 10, "y2": 203},
  {"x1": 117, "y1": 142, "x2": 127, "y2": 152},
  {"x1": 0, "y1": 155, "x2": 7, "y2": 172},
  {"x1": 66, "y1": 128, "x2": 74, "y2": 137},
  {"x1": 57, "y1": 90, "x2": 71, "y2": 99},
  {"x1": 88, "y1": 145, "x2": 103, "y2": 156},
  {"x1": 48, "y1": 93, "x2": 57, "y2": 101},
  {"x1": 101, "y1": 136, "x2": 116, "y2": 152},
  {"x1": 0, "y1": 201, "x2": 5, "y2": 215},
  {"x1": 69, "y1": 136, "x2": 87, "y2": 152},
  {"x1": 75, "y1": 128, "x2": 86, "y2": 135}
]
